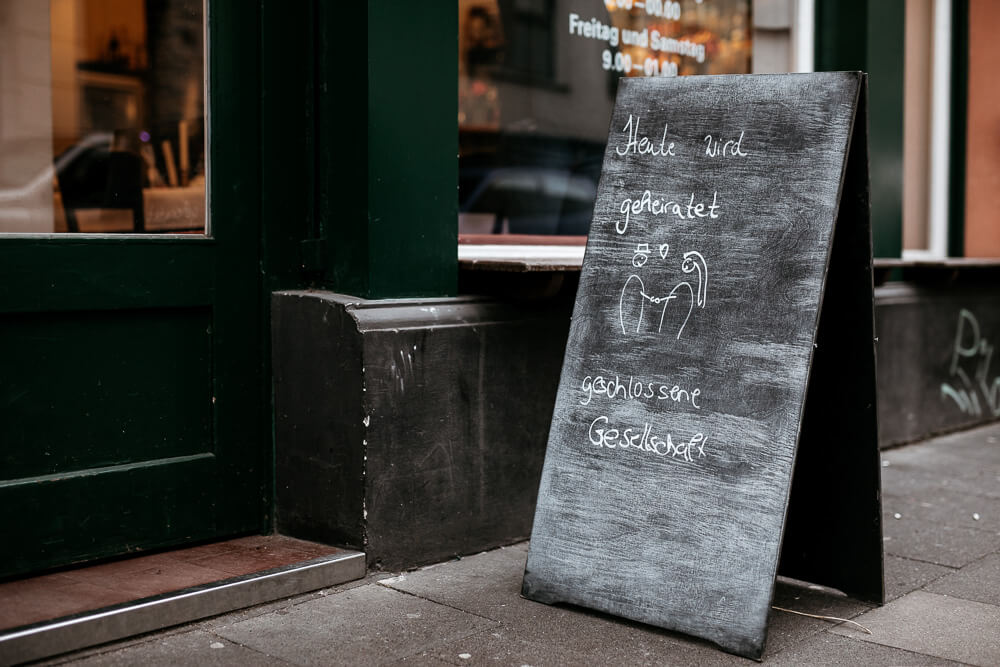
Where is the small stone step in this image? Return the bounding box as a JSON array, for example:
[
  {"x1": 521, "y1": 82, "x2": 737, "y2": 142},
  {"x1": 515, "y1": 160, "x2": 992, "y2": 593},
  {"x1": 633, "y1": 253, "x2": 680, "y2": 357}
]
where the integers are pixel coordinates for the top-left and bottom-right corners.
[{"x1": 0, "y1": 537, "x2": 364, "y2": 664}]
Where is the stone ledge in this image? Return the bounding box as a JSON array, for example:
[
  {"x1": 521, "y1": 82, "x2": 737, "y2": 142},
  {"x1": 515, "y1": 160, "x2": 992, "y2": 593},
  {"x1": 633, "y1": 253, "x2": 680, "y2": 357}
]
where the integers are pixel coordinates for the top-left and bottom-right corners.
[{"x1": 272, "y1": 290, "x2": 571, "y2": 571}]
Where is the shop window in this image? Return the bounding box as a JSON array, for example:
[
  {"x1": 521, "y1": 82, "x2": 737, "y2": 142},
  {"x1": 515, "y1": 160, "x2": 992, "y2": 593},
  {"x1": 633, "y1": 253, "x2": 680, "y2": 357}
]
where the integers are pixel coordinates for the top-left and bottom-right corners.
[
  {"x1": 458, "y1": 0, "x2": 753, "y2": 244},
  {"x1": 0, "y1": 0, "x2": 204, "y2": 234}
]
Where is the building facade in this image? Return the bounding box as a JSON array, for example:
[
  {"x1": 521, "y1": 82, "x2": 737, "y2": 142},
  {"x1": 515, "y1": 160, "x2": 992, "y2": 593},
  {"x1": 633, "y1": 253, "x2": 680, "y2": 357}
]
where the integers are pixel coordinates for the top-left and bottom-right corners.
[{"x1": 0, "y1": 0, "x2": 997, "y2": 579}]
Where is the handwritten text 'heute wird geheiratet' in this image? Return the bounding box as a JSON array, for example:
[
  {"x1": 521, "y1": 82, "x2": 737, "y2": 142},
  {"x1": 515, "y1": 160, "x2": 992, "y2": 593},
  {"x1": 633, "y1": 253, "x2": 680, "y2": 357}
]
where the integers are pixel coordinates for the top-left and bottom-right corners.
[{"x1": 577, "y1": 114, "x2": 749, "y2": 464}]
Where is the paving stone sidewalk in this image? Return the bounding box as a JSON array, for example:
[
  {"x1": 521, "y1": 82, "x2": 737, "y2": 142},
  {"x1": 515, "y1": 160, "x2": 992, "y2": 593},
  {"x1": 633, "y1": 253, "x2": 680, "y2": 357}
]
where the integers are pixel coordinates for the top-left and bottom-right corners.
[{"x1": 44, "y1": 424, "x2": 1000, "y2": 666}]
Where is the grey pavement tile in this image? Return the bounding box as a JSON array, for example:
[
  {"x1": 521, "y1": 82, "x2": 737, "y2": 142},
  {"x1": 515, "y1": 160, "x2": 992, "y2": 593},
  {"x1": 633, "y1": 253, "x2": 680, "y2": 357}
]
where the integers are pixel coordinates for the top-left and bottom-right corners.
[
  {"x1": 830, "y1": 590, "x2": 1000, "y2": 666},
  {"x1": 884, "y1": 486, "x2": 1000, "y2": 532},
  {"x1": 882, "y1": 458, "x2": 1000, "y2": 497},
  {"x1": 561, "y1": 610, "x2": 759, "y2": 666},
  {"x1": 882, "y1": 427, "x2": 1000, "y2": 482},
  {"x1": 215, "y1": 583, "x2": 495, "y2": 666},
  {"x1": 43, "y1": 630, "x2": 284, "y2": 667},
  {"x1": 381, "y1": 545, "x2": 598, "y2": 649},
  {"x1": 771, "y1": 580, "x2": 873, "y2": 619},
  {"x1": 417, "y1": 627, "x2": 746, "y2": 667},
  {"x1": 426, "y1": 627, "x2": 597, "y2": 666},
  {"x1": 768, "y1": 632, "x2": 965, "y2": 666},
  {"x1": 881, "y1": 462, "x2": 1000, "y2": 501},
  {"x1": 883, "y1": 511, "x2": 1000, "y2": 567},
  {"x1": 192, "y1": 572, "x2": 394, "y2": 635},
  {"x1": 382, "y1": 545, "x2": 703, "y2": 658},
  {"x1": 386, "y1": 654, "x2": 454, "y2": 665},
  {"x1": 383, "y1": 543, "x2": 866, "y2": 663},
  {"x1": 925, "y1": 553, "x2": 1000, "y2": 606},
  {"x1": 762, "y1": 583, "x2": 878, "y2": 661},
  {"x1": 441, "y1": 628, "x2": 755, "y2": 667},
  {"x1": 924, "y1": 425, "x2": 1000, "y2": 461},
  {"x1": 884, "y1": 555, "x2": 955, "y2": 601},
  {"x1": 427, "y1": 616, "x2": 832, "y2": 667},
  {"x1": 761, "y1": 608, "x2": 840, "y2": 660}
]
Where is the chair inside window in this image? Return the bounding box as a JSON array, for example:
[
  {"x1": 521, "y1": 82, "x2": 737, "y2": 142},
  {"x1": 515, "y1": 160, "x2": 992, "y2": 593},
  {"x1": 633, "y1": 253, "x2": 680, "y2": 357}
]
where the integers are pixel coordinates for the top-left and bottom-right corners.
[{"x1": 59, "y1": 148, "x2": 145, "y2": 233}]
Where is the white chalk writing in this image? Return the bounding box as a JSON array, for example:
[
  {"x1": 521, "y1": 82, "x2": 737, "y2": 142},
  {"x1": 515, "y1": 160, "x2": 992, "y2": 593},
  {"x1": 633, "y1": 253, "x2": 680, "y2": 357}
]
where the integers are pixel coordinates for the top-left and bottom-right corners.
[
  {"x1": 574, "y1": 103, "x2": 757, "y2": 471},
  {"x1": 588, "y1": 415, "x2": 707, "y2": 462},
  {"x1": 615, "y1": 115, "x2": 676, "y2": 158},
  {"x1": 617, "y1": 190, "x2": 720, "y2": 234},
  {"x1": 704, "y1": 131, "x2": 748, "y2": 157},
  {"x1": 632, "y1": 243, "x2": 651, "y2": 267},
  {"x1": 580, "y1": 373, "x2": 702, "y2": 408}
]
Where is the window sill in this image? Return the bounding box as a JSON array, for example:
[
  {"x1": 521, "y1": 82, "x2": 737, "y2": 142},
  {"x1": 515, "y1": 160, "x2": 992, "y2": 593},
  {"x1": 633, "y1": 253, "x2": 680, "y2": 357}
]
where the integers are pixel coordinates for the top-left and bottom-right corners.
[
  {"x1": 458, "y1": 243, "x2": 584, "y2": 273},
  {"x1": 874, "y1": 257, "x2": 1000, "y2": 285}
]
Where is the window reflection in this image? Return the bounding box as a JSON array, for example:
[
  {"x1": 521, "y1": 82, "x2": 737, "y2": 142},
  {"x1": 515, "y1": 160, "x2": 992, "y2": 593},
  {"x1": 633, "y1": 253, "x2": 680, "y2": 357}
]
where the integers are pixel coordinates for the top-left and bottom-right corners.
[
  {"x1": 0, "y1": 0, "x2": 204, "y2": 234},
  {"x1": 458, "y1": 0, "x2": 751, "y2": 240}
]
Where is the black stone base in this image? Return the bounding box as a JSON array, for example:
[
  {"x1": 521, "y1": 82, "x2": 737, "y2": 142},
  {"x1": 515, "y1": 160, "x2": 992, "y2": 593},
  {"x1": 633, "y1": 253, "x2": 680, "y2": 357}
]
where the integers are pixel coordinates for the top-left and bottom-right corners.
[
  {"x1": 271, "y1": 291, "x2": 571, "y2": 570},
  {"x1": 875, "y1": 281, "x2": 1000, "y2": 447},
  {"x1": 272, "y1": 277, "x2": 1000, "y2": 571}
]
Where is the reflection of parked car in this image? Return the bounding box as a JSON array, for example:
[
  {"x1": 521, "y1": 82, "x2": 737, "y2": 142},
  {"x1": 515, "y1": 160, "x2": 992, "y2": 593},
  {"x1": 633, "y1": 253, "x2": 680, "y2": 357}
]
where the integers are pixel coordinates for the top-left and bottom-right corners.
[
  {"x1": 0, "y1": 132, "x2": 113, "y2": 232},
  {"x1": 57, "y1": 136, "x2": 147, "y2": 232},
  {"x1": 460, "y1": 167, "x2": 597, "y2": 236},
  {"x1": 458, "y1": 131, "x2": 605, "y2": 237}
]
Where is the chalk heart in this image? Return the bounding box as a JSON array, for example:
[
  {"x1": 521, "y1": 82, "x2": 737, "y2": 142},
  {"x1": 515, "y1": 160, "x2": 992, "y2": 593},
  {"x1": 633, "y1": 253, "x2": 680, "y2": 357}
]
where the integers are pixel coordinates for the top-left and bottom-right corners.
[{"x1": 659, "y1": 244, "x2": 670, "y2": 259}]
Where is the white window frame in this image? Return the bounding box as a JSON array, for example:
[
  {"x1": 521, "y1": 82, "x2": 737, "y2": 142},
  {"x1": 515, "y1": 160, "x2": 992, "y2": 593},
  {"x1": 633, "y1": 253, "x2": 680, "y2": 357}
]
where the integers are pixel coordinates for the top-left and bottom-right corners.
[{"x1": 904, "y1": 0, "x2": 952, "y2": 260}]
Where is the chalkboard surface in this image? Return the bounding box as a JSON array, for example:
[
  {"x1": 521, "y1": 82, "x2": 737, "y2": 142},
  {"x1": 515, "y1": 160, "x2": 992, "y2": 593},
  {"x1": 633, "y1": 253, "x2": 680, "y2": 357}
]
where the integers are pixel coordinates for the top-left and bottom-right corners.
[{"x1": 522, "y1": 72, "x2": 879, "y2": 660}]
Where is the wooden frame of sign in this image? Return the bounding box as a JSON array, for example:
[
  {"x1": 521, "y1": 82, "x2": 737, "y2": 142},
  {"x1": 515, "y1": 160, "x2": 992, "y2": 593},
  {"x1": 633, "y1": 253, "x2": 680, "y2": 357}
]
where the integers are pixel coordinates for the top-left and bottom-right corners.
[{"x1": 522, "y1": 72, "x2": 882, "y2": 661}]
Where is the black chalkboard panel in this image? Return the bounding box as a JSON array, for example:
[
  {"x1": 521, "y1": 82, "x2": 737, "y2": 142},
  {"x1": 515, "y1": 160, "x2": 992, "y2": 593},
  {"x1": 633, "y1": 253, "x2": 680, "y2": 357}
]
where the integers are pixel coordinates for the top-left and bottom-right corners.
[{"x1": 522, "y1": 72, "x2": 881, "y2": 660}]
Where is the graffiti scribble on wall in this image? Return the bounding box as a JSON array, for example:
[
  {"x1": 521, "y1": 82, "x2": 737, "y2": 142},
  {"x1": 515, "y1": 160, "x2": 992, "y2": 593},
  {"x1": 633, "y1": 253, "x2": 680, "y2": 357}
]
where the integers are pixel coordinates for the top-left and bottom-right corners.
[{"x1": 941, "y1": 309, "x2": 1000, "y2": 417}]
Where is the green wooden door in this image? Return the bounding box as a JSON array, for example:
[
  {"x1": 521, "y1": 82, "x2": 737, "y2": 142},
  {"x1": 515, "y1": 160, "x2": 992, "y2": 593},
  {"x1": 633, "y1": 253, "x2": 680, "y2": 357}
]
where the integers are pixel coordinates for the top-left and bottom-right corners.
[{"x1": 0, "y1": 2, "x2": 267, "y2": 579}]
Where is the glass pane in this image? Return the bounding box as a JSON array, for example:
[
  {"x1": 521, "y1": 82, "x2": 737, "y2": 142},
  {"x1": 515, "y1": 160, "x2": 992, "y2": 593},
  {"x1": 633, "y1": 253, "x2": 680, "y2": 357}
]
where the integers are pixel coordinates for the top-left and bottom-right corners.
[
  {"x1": 0, "y1": 0, "x2": 205, "y2": 234},
  {"x1": 458, "y1": 0, "x2": 751, "y2": 240}
]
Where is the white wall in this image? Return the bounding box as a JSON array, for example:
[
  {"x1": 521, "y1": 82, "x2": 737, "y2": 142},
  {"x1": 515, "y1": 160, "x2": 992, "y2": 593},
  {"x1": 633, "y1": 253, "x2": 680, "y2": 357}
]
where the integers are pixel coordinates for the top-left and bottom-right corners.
[
  {"x1": 0, "y1": 0, "x2": 56, "y2": 232},
  {"x1": 752, "y1": 0, "x2": 812, "y2": 73}
]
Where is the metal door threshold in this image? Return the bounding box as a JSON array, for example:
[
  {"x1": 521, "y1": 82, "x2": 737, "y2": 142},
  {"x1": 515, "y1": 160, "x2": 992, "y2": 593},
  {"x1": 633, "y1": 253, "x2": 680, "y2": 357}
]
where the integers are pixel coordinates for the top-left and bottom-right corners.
[{"x1": 0, "y1": 550, "x2": 365, "y2": 665}]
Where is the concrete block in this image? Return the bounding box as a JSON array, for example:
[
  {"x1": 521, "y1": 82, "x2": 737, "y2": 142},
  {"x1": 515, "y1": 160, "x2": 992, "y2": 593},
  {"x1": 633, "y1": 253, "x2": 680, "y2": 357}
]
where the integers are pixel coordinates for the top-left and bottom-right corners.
[
  {"x1": 875, "y1": 283, "x2": 1000, "y2": 447},
  {"x1": 272, "y1": 291, "x2": 571, "y2": 571}
]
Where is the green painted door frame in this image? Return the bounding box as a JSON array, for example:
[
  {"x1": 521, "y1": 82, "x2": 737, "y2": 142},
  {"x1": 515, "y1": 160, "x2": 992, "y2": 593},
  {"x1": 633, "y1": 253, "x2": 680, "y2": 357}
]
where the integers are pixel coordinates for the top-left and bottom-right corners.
[
  {"x1": 816, "y1": 0, "x2": 971, "y2": 258},
  {"x1": 815, "y1": 0, "x2": 905, "y2": 259},
  {"x1": 948, "y1": 0, "x2": 969, "y2": 257},
  {"x1": 0, "y1": 0, "x2": 457, "y2": 578},
  {"x1": 0, "y1": 0, "x2": 269, "y2": 578},
  {"x1": 313, "y1": 1, "x2": 458, "y2": 299},
  {"x1": 259, "y1": 1, "x2": 458, "y2": 300}
]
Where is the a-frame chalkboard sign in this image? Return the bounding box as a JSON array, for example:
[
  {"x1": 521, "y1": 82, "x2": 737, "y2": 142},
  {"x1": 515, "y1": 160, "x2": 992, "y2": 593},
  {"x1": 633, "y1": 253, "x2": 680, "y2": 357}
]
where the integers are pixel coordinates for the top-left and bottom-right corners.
[{"x1": 522, "y1": 72, "x2": 882, "y2": 660}]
